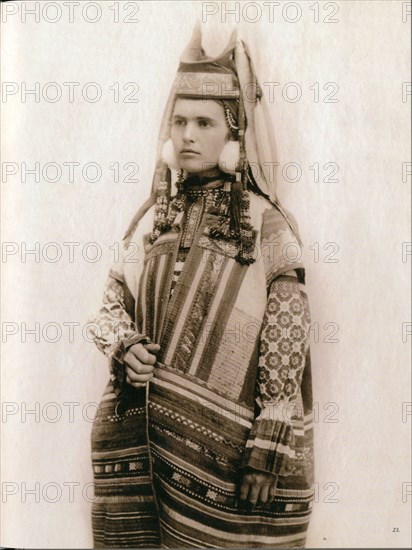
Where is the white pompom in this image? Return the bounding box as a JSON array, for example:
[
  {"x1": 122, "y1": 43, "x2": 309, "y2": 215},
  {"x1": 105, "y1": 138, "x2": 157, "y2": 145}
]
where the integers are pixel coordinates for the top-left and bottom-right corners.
[
  {"x1": 161, "y1": 138, "x2": 180, "y2": 170},
  {"x1": 218, "y1": 140, "x2": 240, "y2": 175}
]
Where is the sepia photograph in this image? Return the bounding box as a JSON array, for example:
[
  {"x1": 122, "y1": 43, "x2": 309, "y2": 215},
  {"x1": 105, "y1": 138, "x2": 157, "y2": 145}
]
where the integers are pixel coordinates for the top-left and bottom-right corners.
[{"x1": 1, "y1": 1, "x2": 411, "y2": 548}]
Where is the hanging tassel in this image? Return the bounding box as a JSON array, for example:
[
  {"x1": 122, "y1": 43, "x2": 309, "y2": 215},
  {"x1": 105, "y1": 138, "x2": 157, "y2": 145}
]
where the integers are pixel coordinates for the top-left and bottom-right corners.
[
  {"x1": 163, "y1": 169, "x2": 187, "y2": 234},
  {"x1": 234, "y1": 83, "x2": 256, "y2": 265},
  {"x1": 236, "y1": 182, "x2": 256, "y2": 265},
  {"x1": 206, "y1": 173, "x2": 234, "y2": 241},
  {"x1": 149, "y1": 167, "x2": 170, "y2": 244},
  {"x1": 228, "y1": 172, "x2": 242, "y2": 239},
  {"x1": 207, "y1": 94, "x2": 256, "y2": 265},
  {"x1": 149, "y1": 167, "x2": 187, "y2": 244}
]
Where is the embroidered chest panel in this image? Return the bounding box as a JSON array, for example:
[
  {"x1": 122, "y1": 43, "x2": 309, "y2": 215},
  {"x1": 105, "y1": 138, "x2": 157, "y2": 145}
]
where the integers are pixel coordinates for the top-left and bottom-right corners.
[{"x1": 135, "y1": 211, "x2": 267, "y2": 405}]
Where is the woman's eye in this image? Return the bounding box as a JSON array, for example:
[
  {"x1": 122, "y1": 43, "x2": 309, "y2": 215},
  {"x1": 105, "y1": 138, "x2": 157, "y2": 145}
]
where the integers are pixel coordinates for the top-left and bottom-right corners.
[
  {"x1": 173, "y1": 119, "x2": 185, "y2": 126},
  {"x1": 198, "y1": 120, "x2": 211, "y2": 127}
]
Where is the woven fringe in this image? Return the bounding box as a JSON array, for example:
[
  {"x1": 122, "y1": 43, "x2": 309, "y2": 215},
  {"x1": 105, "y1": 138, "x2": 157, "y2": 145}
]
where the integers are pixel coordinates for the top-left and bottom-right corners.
[{"x1": 240, "y1": 418, "x2": 296, "y2": 476}]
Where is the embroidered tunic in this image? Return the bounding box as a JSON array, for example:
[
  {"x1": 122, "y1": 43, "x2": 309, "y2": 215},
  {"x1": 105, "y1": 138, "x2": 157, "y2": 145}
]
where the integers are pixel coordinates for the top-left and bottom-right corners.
[{"x1": 89, "y1": 179, "x2": 315, "y2": 548}]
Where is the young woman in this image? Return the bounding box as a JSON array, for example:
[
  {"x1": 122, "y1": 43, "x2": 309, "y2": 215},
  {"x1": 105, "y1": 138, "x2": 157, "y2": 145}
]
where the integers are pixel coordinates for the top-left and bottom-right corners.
[{"x1": 89, "y1": 24, "x2": 315, "y2": 549}]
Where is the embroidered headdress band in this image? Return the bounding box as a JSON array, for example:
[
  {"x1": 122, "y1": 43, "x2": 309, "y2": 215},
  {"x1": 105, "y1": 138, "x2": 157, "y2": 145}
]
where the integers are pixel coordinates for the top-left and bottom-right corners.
[{"x1": 174, "y1": 72, "x2": 240, "y2": 99}]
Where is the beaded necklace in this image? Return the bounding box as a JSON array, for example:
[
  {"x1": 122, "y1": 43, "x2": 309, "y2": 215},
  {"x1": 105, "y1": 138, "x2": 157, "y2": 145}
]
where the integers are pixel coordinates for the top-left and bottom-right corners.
[
  {"x1": 150, "y1": 174, "x2": 230, "y2": 243},
  {"x1": 149, "y1": 171, "x2": 256, "y2": 265}
]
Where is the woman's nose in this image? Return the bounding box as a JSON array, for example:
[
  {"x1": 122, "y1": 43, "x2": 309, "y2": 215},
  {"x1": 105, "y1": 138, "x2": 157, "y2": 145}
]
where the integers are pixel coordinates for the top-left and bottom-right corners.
[{"x1": 182, "y1": 122, "x2": 196, "y2": 141}]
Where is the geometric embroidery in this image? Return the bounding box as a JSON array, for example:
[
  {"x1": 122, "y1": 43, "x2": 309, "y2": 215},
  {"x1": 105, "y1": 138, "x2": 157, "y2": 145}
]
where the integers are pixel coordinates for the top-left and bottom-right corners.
[
  {"x1": 93, "y1": 458, "x2": 146, "y2": 476},
  {"x1": 150, "y1": 421, "x2": 231, "y2": 467},
  {"x1": 257, "y1": 275, "x2": 310, "y2": 405},
  {"x1": 205, "y1": 489, "x2": 227, "y2": 504},
  {"x1": 152, "y1": 446, "x2": 313, "y2": 515},
  {"x1": 88, "y1": 275, "x2": 136, "y2": 360},
  {"x1": 148, "y1": 401, "x2": 244, "y2": 452}
]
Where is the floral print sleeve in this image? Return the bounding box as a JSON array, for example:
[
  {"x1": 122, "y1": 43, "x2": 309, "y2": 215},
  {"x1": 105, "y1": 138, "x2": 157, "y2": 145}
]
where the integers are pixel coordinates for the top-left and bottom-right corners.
[
  {"x1": 89, "y1": 274, "x2": 151, "y2": 396},
  {"x1": 240, "y1": 269, "x2": 311, "y2": 476}
]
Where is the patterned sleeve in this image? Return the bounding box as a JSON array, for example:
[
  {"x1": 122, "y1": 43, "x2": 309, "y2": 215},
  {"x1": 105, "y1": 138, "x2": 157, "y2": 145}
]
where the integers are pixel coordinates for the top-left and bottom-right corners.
[
  {"x1": 239, "y1": 219, "x2": 311, "y2": 477},
  {"x1": 88, "y1": 273, "x2": 152, "y2": 396}
]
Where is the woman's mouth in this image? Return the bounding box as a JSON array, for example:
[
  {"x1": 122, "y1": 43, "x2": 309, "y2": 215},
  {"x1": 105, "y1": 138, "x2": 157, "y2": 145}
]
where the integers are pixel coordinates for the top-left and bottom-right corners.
[{"x1": 180, "y1": 150, "x2": 200, "y2": 156}]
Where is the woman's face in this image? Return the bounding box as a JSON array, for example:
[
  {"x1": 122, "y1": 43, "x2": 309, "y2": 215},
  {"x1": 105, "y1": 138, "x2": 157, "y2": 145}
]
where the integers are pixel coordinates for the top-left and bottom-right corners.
[{"x1": 170, "y1": 98, "x2": 230, "y2": 174}]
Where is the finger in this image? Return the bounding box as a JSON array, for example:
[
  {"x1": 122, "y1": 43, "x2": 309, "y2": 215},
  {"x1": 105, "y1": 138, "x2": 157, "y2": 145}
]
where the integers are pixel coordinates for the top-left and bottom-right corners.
[
  {"x1": 125, "y1": 369, "x2": 153, "y2": 383},
  {"x1": 247, "y1": 484, "x2": 260, "y2": 508},
  {"x1": 144, "y1": 343, "x2": 161, "y2": 353},
  {"x1": 125, "y1": 365, "x2": 154, "y2": 383},
  {"x1": 127, "y1": 344, "x2": 157, "y2": 365},
  {"x1": 136, "y1": 348, "x2": 157, "y2": 365},
  {"x1": 124, "y1": 353, "x2": 155, "y2": 374},
  {"x1": 125, "y1": 374, "x2": 147, "y2": 388},
  {"x1": 258, "y1": 482, "x2": 270, "y2": 505},
  {"x1": 267, "y1": 482, "x2": 277, "y2": 504},
  {"x1": 239, "y1": 480, "x2": 250, "y2": 502}
]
